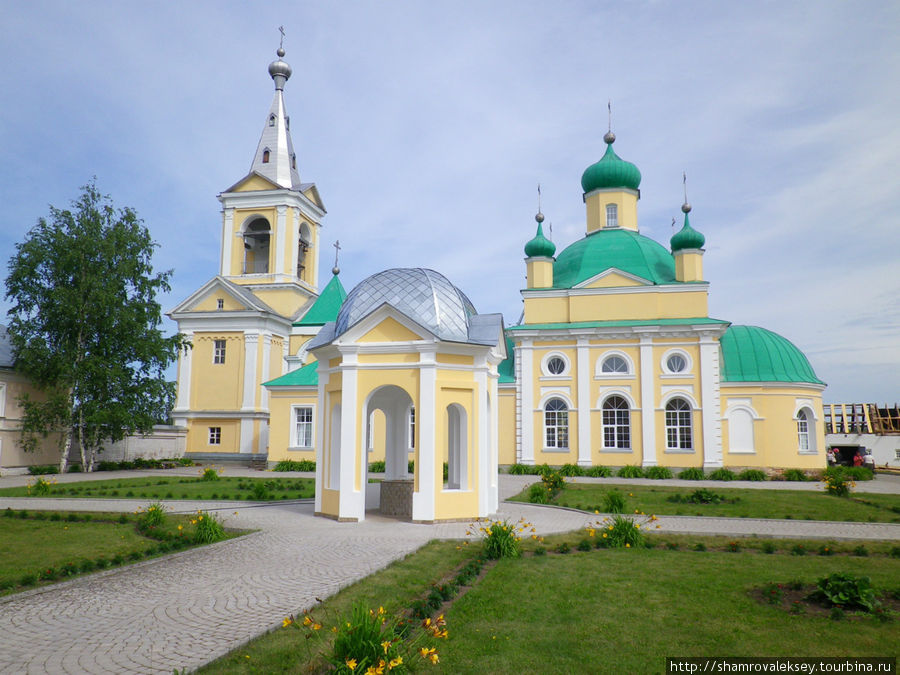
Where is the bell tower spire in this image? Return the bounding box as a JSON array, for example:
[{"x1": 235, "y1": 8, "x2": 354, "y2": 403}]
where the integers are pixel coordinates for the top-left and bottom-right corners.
[{"x1": 250, "y1": 34, "x2": 302, "y2": 189}]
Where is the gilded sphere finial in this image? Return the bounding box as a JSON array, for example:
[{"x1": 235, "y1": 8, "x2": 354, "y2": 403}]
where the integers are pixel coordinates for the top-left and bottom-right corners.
[
  {"x1": 603, "y1": 131, "x2": 616, "y2": 144},
  {"x1": 277, "y1": 47, "x2": 285, "y2": 58},
  {"x1": 332, "y1": 266, "x2": 340, "y2": 276},
  {"x1": 536, "y1": 211, "x2": 544, "y2": 224},
  {"x1": 682, "y1": 202, "x2": 692, "y2": 214}
]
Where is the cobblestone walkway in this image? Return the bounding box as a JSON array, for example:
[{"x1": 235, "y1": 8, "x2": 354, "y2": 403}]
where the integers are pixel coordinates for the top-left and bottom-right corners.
[{"x1": 0, "y1": 473, "x2": 898, "y2": 674}]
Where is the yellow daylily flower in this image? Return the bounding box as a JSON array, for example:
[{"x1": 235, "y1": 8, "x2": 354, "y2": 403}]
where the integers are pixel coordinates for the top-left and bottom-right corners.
[{"x1": 346, "y1": 658, "x2": 358, "y2": 670}]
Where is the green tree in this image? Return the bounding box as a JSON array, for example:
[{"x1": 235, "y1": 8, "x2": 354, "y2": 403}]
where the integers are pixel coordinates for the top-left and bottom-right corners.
[{"x1": 5, "y1": 181, "x2": 186, "y2": 472}]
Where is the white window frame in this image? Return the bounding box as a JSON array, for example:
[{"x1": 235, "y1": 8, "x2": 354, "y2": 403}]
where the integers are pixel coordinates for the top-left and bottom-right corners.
[
  {"x1": 543, "y1": 398, "x2": 570, "y2": 451},
  {"x1": 0, "y1": 382, "x2": 6, "y2": 418},
  {"x1": 540, "y1": 351, "x2": 571, "y2": 379},
  {"x1": 605, "y1": 203, "x2": 618, "y2": 228},
  {"x1": 213, "y1": 339, "x2": 226, "y2": 365},
  {"x1": 797, "y1": 409, "x2": 810, "y2": 452},
  {"x1": 794, "y1": 403, "x2": 818, "y2": 455},
  {"x1": 291, "y1": 404, "x2": 315, "y2": 449},
  {"x1": 208, "y1": 427, "x2": 222, "y2": 445},
  {"x1": 724, "y1": 401, "x2": 761, "y2": 454},
  {"x1": 601, "y1": 395, "x2": 631, "y2": 451},
  {"x1": 596, "y1": 350, "x2": 634, "y2": 378},
  {"x1": 661, "y1": 348, "x2": 692, "y2": 376},
  {"x1": 664, "y1": 397, "x2": 694, "y2": 452}
]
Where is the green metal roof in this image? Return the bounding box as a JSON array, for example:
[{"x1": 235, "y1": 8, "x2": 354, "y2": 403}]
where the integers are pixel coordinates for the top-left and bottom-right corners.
[
  {"x1": 294, "y1": 273, "x2": 347, "y2": 326},
  {"x1": 553, "y1": 228, "x2": 677, "y2": 288},
  {"x1": 580, "y1": 140, "x2": 641, "y2": 193},
  {"x1": 670, "y1": 212, "x2": 705, "y2": 251},
  {"x1": 508, "y1": 317, "x2": 728, "y2": 331},
  {"x1": 264, "y1": 361, "x2": 319, "y2": 387},
  {"x1": 720, "y1": 325, "x2": 824, "y2": 385},
  {"x1": 498, "y1": 336, "x2": 515, "y2": 383},
  {"x1": 524, "y1": 222, "x2": 556, "y2": 258}
]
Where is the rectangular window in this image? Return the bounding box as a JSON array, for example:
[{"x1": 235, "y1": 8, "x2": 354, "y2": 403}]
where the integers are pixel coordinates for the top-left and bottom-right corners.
[
  {"x1": 408, "y1": 407, "x2": 416, "y2": 449},
  {"x1": 294, "y1": 406, "x2": 313, "y2": 448},
  {"x1": 606, "y1": 203, "x2": 618, "y2": 228},
  {"x1": 213, "y1": 339, "x2": 226, "y2": 364},
  {"x1": 208, "y1": 427, "x2": 221, "y2": 445}
]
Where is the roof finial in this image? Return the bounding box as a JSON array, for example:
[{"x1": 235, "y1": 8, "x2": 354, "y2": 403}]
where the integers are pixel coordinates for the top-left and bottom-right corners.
[
  {"x1": 332, "y1": 240, "x2": 341, "y2": 276},
  {"x1": 268, "y1": 29, "x2": 292, "y2": 89},
  {"x1": 278, "y1": 25, "x2": 286, "y2": 56},
  {"x1": 604, "y1": 100, "x2": 615, "y2": 144},
  {"x1": 682, "y1": 171, "x2": 691, "y2": 213},
  {"x1": 536, "y1": 183, "x2": 544, "y2": 223}
]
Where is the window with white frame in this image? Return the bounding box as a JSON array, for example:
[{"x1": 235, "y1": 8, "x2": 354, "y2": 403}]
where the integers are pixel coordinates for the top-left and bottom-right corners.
[
  {"x1": 408, "y1": 406, "x2": 416, "y2": 449},
  {"x1": 602, "y1": 396, "x2": 631, "y2": 450},
  {"x1": 797, "y1": 409, "x2": 810, "y2": 451},
  {"x1": 541, "y1": 352, "x2": 570, "y2": 377},
  {"x1": 208, "y1": 427, "x2": 221, "y2": 445},
  {"x1": 544, "y1": 398, "x2": 569, "y2": 449},
  {"x1": 665, "y1": 398, "x2": 693, "y2": 450},
  {"x1": 294, "y1": 406, "x2": 313, "y2": 448},
  {"x1": 606, "y1": 203, "x2": 618, "y2": 228},
  {"x1": 213, "y1": 339, "x2": 226, "y2": 364},
  {"x1": 662, "y1": 349, "x2": 691, "y2": 375},
  {"x1": 601, "y1": 355, "x2": 629, "y2": 374}
]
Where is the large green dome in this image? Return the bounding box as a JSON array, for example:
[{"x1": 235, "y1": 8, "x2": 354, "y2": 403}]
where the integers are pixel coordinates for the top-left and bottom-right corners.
[
  {"x1": 720, "y1": 325, "x2": 824, "y2": 385},
  {"x1": 581, "y1": 138, "x2": 642, "y2": 193},
  {"x1": 553, "y1": 229, "x2": 676, "y2": 288}
]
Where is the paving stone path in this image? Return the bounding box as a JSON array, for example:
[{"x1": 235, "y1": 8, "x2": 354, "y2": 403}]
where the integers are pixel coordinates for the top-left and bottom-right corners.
[{"x1": 0, "y1": 472, "x2": 898, "y2": 674}]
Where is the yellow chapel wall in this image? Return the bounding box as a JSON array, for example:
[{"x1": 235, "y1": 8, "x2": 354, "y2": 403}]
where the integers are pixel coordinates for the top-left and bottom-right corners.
[
  {"x1": 186, "y1": 419, "x2": 240, "y2": 454},
  {"x1": 433, "y1": 378, "x2": 480, "y2": 520},
  {"x1": 588, "y1": 340, "x2": 643, "y2": 466},
  {"x1": 497, "y1": 386, "x2": 517, "y2": 465},
  {"x1": 266, "y1": 387, "x2": 318, "y2": 463},
  {"x1": 190, "y1": 333, "x2": 244, "y2": 410},
  {"x1": 524, "y1": 289, "x2": 709, "y2": 325},
  {"x1": 585, "y1": 190, "x2": 638, "y2": 233},
  {"x1": 529, "y1": 343, "x2": 579, "y2": 465}
]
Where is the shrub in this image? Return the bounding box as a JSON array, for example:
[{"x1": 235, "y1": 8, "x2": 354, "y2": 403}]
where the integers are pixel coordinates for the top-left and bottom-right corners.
[
  {"x1": 644, "y1": 466, "x2": 672, "y2": 480},
  {"x1": 577, "y1": 539, "x2": 592, "y2": 552},
  {"x1": 527, "y1": 483, "x2": 550, "y2": 504},
  {"x1": 603, "y1": 490, "x2": 626, "y2": 514},
  {"x1": 273, "y1": 459, "x2": 316, "y2": 472},
  {"x1": 678, "y1": 467, "x2": 705, "y2": 480},
  {"x1": 96, "y1": 461, "x2": 119, "y2": 471},
  {"x1": 408, "y1": 460, "x2": 415, "y2": 474},
  {"x1": 177, "y1": 457, "x2": 194, "y2": 466},
  {"x1": 368, "y1": 460, "x2": 386, "y2": 473},
  {"x1": 782, "y1": 469, "x2": 807, "y2": 481},
  {"x1": 533, "y1": 546, "x2": 546, "y2": 556},
  {"x1": 27, "y1": 465, "x2": 59, "y2": 475},
  {"x1": 737, "y1": 469, "x2": 767, "y2": 481},
  {"x1": 687, "y1": 488, "x2": 725, "y2": 504},
  {"x1": 585, "y1": 465, "x2": 612, "y2": 477},
  {"x1": 708, "y1": 468, "x2": 736, "y2": 481},
  {"x1": 19, "y1": 573, "x2": 37, "y2": 587},
  {"x1": 853, "y1": 545, "x2": 868, "y2": 557},
  {"x1": 761, "y1": 542, "x2": 777, "y2": 554},
  {"x1": 67, "y1": 464, "x2": 82, "y2": 473},
  {"x1": 27, "y1": 477, "x2": 55, "y2": 496},
  {"x1": 810, "y1": 572, "x2": 878, "y2": 612},
  {"x1": 192, "y1": 511, "x2": 226, "y2": 544},
  {"x1": 890, "y1": 546, "x2": 900, "y2": 559},
  {"x1": 727, "y1": 541, "x2": 741, "y2": 553},
  {"x1": 818, "y1": 544, "x2": 835, "y2": 556},
  {"x1": 540, "y1": 469, "x2": 566, "y2": 493},
  {"x1": 200, "y1": 466, "x2": 221, "y2": 481},
  {"x1": 791, "y1": 544, "x2": 806, "y2": 556},
  {"x1": 117, "y1": 460, "x2": 135, "y2": 470},
  {"x1": 761, "y1": 582, "x2": 784, "y2": 605},
  {"x1": 592, "y1": 514, "x2": 649, "y2": 548},
  {"x1": 506, "y1": 463, "x2": 531, "y2": 475},
  {"x1": 558, "y1": 463, "x2": 585, "y2": 477},
  {"x1": 616, "y1": 465, "x2": 644, "y2": 478},
  {"x1": 39, "y1": 567, "x2": 58, "y2": 581},
  {"x1": 137, "y1": 502, "x2": 167, "y2": 528},
  {"x1": 555, "y1": 542, "x2": 571, "y2": 554},
  {"x1": 823, "y1": 468, "x2": 854, "y2": 497},
  {"x1": 473, "y1": 518, "x2": 527, "y2": 559},
  {"x1": 251, "y1": 482, "x2": 271, "y2": 501},
  {"x1": 693, "y1": 542, "x2": 706, "y2": 552},
  {"x1": 843, "y1": 466, "x2": 874, "y2": 481}
]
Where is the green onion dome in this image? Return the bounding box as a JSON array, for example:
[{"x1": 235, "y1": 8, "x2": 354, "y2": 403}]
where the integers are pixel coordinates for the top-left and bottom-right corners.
[
  {"x1": 670, "y1": 204, "x2": 705, "y2": 251},
  {"x1": 524, "y1": 213, "x2": 556, "y2": 258},
  {"x1": 580, "y1": 132, "x2": 642, "y2": 193}
]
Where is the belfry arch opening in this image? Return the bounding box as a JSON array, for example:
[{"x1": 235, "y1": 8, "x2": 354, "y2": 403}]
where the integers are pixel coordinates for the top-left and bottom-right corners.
[
  {"x1": 243, "y1": 217, "x2": 271, "y2": 274},
  {"x1": 297, "y1": 222, "x2": 312, "y2": 278},
  {"x1": 365, "y1": 385, "x2": 414, "y2": 517}
]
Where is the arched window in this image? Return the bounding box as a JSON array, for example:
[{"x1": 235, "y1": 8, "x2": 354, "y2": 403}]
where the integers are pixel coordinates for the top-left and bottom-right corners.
[
  {"x1": 446, "y1": 404, "x2": 468, "y2": 489},
  {"x1": 268, "y1": 114, "x2": 276, "y2": 127},
  {"x1": 602, "y1": 396, "x2": 630, "y2": 450},
  {"x1": 665, "y1": 398, "x2": 693, "y2": 451},
  {"x1": 262, "y1": 149, "x2": 270, "y2": 163},
  {"x1": 544, "y1": 398, "x2": 569, "y2": 449},
  {"x1": 797, "y1": 409, "x2": 810, "y2": 451},
  {"x1": 727, "y1": 408, "x2": 755, "y2": 453},
  {"x1": 601, "y1": 355, "x2": 629, "y2": 374},
  {"x1": 606, "y1": 203, "x2": 618, "y2": 228},
  {"x1": 243, "y1": 217, "x2": 271, "y2": 274},
  {"x1": 291, "y1": 153, "x2": 297, "y2": 170}
]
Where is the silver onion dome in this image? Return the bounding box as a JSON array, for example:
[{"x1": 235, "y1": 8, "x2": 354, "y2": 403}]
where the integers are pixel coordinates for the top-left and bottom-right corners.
[{"x1": 268, "y1": 48, "x2": 292, "y2": 90}]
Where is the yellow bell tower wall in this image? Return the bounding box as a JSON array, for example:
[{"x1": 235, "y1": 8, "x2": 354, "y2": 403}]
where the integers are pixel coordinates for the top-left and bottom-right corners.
[{"x1": 585, "y1": 189, "x2": 638, "y2": 233}]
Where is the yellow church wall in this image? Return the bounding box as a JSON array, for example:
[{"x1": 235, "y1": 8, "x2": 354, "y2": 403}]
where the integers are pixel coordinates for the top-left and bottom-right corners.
[
  {"x1": 357, "y1": 353, "x2": 419, "y2": 365},
  {"x1": 675, "y1": 252, "x2": 704, "y2": 283},
  {"x1": 366, "y1": 409, "x2": 387, "y2": 463},
  {"x1": 526, "y1": 259, "x2": 553, "y2": 288},
  {"x1": 497, "y1": 387, "x2": 517, "y2": 466},
  {"x1": 193, "y1": 294, "x2": 247, "y2": 312},
  {"x1": 585, "y1": 189, "x2": 638, "y2": 233},
  {"x1": 227, "y1": 207, "x2": 278, "y2": 277},
  {"x1": 433, "y1": 385, "x2": 479, "y2": 521},
  {"x1": 568, "y1": 290, "x2": 708, "y2": 323},
  {"x1": 265, "y1": 387, "x2": 317, "y2": 462},
  {"x1": 524, "y1": 296, "x2": 569, "y2": 324},
  {"x1": 654, "y1": 408, "x2": 704, "y2": 467},
  {"x1": 250, "y1": 287, "x2": 312, "y2": 318},
  {"x1": 720, "y1": 385, "x2": 826, "y2": 470},
  {"x1": 582, "y1": 272, "x2": 645, "y2": 288},
  {"x1": 359, "y1": 317, "x2": 423, "y2": 343},
  {"x1": 436, "y1": 354, "x2": 475, "y2": 366},
  {"x1": 187, "y1": 419, "x2": 240, "y2": 454},
  {"x1": 590, "y1": 409, "x2": 643, "y2": 464},
  {"x1": 289, "y1": 335, "x2": 312, "y2": 355},
  {"x1": 190, "y1": 334, "x2": 243, "y2": 410},
  {"x1": 231, "y1": 175, "x2": 278, "y2": 192},
  {"x1": 268, "y1": 337, "x2": 284, "y2": 384},
  {"x1": 319, "y1": 487, "x2": 339, "y2": 517}
]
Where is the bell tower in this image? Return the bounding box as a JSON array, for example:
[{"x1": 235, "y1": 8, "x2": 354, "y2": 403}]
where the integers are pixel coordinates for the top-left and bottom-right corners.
[{"x1": 217, "y1": 43, "x2": 326, "y2": 316}]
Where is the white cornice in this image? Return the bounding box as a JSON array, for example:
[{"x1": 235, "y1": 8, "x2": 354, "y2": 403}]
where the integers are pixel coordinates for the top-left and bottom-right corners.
[
  {"x1": 218, "y1": 189, "x2": 325, "y2": 222},
  {"x1": 522, "y1": 282, "x2": 709, "y2": 299},
  {"x1": 720, "y1": 381, "x2": 827, "y2": 392}
]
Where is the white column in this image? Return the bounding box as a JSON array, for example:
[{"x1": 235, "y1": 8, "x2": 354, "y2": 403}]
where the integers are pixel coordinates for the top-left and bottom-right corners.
[
  {"x1": 282, "y1": 338, "x2": 290, "y2": 374},
  {"x1": 488, "y1": 372, "x2": 499, "y2": 513},
  {"x1": 260, "y1": 334, "x2": 272, "y2": 410},
  {"x1": 220, "y1": 209, "x2": 234, "y2": 276},
  {"x1": 339, "y1": 361, "x2": 363, "y2": 520},
  {"x1": 412, "y1": 352, "x2": 437, "y2": 521},
  {"x1": 173, "y1": 330, "x2": 193, "y2": 413},
  {"x1": 576, "y1": 337, "x2": 591, "y2": 466},
  {"x1": 314, "y1": 367, "x2": 328, "y2": 513},
  {"x1": 475, "y1": 363, "x2": 490, "y2": 516},
  {"x1": 519, "y1": 339, "x2": 534, "y2": 464},
  {"x1": 274, "y1": 206, "x2": 287, "y2": 275},
  {"x1": 242, "y1": 334, "x2": 259, "y2": 411},
  {"x1": 699, "y1": 332, "x2": 723, "y2": 468},
  {"x1": 638, "y1": 333, "x2": 657, "y2": 467}
]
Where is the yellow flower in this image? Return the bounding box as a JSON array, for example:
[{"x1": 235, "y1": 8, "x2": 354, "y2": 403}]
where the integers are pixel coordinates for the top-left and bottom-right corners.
[
  {"x1": 378, "y1": 606, "x2": 385, "y2": 616},
  {"x1": 302, "y1": 615, "x2": 312, "y2": 626},
  {"x1": 429, "y1": 653, "x2": 439, "y2": 664},
  {"x1": 388, "y1": 656, "x2": 402, "y2": 669},
  {"x1": 419, "y1": 648, "x2": 430, "y2": 658},
  {"x1": 282, "y1": 617, "x2": 293, "y2": 627},
  {"x1": 602, "y1": 532, "x2": 607, "y2": 538},
  {"x1": 346, "y1": 658, "x2": 358, "y2": 670},
  {"x1": 312, "y1": 623, "x2": 321, "y2": 631},
  {"x1": 625, "y1": 543, "x2": 631, "y2": 548},
  {"x1": 382, "y1": 640, "x2": 392, "y2": 654},
  {"x1": 177, "y1": 525, "x2": 183, "y2": 531}
]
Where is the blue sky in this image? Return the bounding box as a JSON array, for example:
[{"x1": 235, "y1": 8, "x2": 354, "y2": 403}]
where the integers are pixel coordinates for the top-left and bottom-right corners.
[{"x1": 1, "y1": 1, "x2": 897, "y2": 403}]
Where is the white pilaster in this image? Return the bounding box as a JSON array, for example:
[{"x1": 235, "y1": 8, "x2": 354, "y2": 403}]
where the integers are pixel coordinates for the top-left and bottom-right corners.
[
  {"x1": 174, "y1": 331, "x2": 193, "y2": 412},
  {"x1": 274, "y1": 205, "x2": 287, "y2": 275},
  {"x1": 339, "y1": 364, "x2": 363, "y2": 520},
  {"x1": 240, "y1": 418, "x2": 255, "y2": 454},
  {"x1": 576, "y1": 337, "x2": 591, "y2": 466},
  {"x1": 475, "y1": 366, "x2": 490, "y2": 516},
  {"x1": 260, "y1": 334, "x2": 272, "y2": 409},
  {"x1": 412, "y1": 352, "x2": 437, "y2": 521},
  {"x1": 638, "y1": 333, "x2": 657, "y2": 466},
  {"x1": 699, "y1": 333, "x2": 723, "y2": 468},
  {"x1": 242, "y1": 333, "x2": 259, "y2": 411},
  {"x1": 314, "y1": 372, "x2": 328, "y2": 513},
  {"x1": 488, "y1": 373, "x2": 499, "y2": 513},
  {"x1": 282, "y1": 338, "x2": 290, "y2": 374},
  {"x1": 519, "y1": 339, "x2": 535, "y2": 464},
  {"x1": 220, "y1": 209, "x2": 234, "y2": 276}
]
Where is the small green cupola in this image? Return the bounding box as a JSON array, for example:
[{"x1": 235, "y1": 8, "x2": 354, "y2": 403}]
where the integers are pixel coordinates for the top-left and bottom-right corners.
[
  {"x1": 524, "y1": 212, "x2": 556, "y2": 258},
  {"x1": 580, "y1": 131, "x2": 642, "y2": 194},
  {"x1": 670, "y1": 202, "x2": 705, "y2": 251}
]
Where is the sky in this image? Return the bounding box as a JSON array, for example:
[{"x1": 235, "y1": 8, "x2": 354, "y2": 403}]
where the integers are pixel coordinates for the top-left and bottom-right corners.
[{"x1": 1, "y1": 1, "x2": 898, "y2": 404}]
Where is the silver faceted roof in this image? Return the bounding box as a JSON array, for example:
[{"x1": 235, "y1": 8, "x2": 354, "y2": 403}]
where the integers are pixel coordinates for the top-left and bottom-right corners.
[{"x1": 335, "y1": 268, "x2": 477, "y2": 342}]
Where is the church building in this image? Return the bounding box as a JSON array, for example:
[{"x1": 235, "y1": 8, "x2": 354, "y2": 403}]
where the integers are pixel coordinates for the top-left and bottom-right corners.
[{"x1": 171, "y1": 47, "x2": 826, "y2": 522}]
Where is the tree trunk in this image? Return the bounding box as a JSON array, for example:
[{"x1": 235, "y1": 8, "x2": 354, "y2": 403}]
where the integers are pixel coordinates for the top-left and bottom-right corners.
[
  {"x1": 77, "y1": 407, "x2": 93, "y2": 472},
  {"x1": 59, "y1": 427, "x2": 72, "y2": 474}
]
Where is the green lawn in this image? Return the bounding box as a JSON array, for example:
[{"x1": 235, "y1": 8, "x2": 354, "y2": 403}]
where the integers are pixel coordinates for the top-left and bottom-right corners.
[
  {"x1": 197, "y1": 536, "x2": 900, "y2": 673},
  {"x1": 0, "y1": 509, "x2": 241, "y2": 595},
  {"x1": 0, "y1": 476, "x2": 315, "y2": 501},
  {"x1": 510, "y1": 482, "x2": 900, "y2": 522}
]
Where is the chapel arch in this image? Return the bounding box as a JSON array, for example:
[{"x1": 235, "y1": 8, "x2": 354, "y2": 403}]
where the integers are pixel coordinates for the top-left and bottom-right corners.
[{"x1": 242, "y1": 216, "x2": 271, "y2": 274}]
